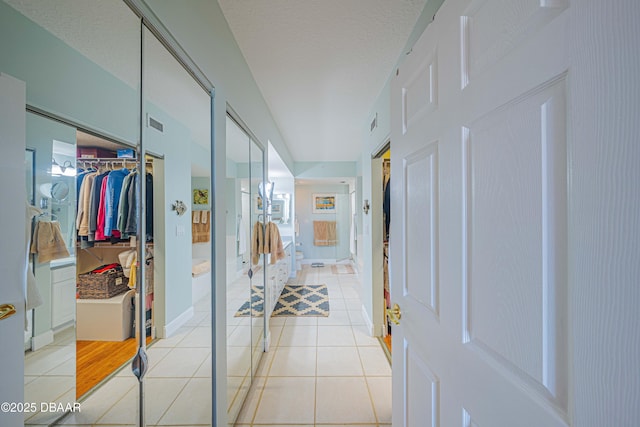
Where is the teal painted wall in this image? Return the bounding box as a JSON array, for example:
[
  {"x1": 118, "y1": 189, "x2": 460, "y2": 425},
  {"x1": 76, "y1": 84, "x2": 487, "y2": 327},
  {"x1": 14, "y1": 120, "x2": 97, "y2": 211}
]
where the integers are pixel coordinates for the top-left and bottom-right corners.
[
  {"x1": 295, "y1": 184, "x2": 351, "y2": 261},
  {"x1": 0, "y1": 1, "x2": 138, "y2": 144},
  {"x1": 1, "y1": 1, "x2": 208, "y2": 331},
  {"x1": 144, "y1": 102, "x2": 193, "y2": 325}
]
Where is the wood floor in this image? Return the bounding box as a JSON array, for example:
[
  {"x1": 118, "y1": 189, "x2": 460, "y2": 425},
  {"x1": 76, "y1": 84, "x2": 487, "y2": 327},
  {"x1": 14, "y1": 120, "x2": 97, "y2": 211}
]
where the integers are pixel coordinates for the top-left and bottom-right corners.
[
  {"x1": 76, "y1": 337, "x2": 152, "y2": 398},
  {"x1": 383, "y1": 333, "x2": 392, "y2": 353}
]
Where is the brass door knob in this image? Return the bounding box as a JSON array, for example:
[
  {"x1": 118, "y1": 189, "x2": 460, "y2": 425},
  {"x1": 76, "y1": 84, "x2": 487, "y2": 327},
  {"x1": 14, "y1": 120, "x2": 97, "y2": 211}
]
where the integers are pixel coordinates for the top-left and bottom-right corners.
[
  {"x1": 0, "y1": 304, "x2": 16, "y2": 321},
  {"x1": 386, "y1": 303, "x2": 402, "y2": 325}
]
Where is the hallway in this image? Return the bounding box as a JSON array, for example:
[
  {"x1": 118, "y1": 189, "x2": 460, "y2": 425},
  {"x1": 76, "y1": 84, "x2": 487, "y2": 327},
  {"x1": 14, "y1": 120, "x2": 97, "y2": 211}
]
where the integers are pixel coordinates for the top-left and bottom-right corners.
[
  {"x1": 235, "y1": 264, "x2": 392, "y2": 427},
  {"x1": 52, "y1": 263, "x2": 389, "y2": 426}
]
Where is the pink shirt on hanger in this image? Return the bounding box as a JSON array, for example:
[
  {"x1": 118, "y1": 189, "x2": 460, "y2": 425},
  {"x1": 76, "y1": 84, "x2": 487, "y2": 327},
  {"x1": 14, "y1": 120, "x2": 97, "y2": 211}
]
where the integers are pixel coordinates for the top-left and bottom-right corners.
[{"x1": 94, "y1": 175, "x2": 109, "y2": 241}]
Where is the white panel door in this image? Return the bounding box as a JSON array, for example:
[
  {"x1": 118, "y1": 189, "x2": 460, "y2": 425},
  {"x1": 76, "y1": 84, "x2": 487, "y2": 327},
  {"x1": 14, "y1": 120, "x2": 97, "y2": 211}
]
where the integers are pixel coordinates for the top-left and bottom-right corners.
[
  {"x1": 0, "y1": 73, "x2": 27, "y2": 426},
  {"x1": 390, "y1": 0, "x2": 572, "y2": 425}
]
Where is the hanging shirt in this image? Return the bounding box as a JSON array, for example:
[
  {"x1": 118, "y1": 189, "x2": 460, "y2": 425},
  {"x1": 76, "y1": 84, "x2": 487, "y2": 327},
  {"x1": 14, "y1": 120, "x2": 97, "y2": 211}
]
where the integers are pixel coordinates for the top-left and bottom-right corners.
[
  {"x1": 76, "y1": 172, "x2": 98, "y2": 236},
  {"x1": 124, "y1": 172, "x2": 138, "y2": 236},
  {"x1": 145, "y1": 172, "x2": 154, "y2": 240},
  {"x1": 117, "y1": 171, "x2": 135, "y2": 238},
  {"x1": 104, "y1": 168, "x2": 129, "y2": 238},
  {"x1": 88, "y1": 171, "x2": 109, "y2": 242},
  {"x1": 94, "y1": 175, "x2": 109, "y2": 241}
]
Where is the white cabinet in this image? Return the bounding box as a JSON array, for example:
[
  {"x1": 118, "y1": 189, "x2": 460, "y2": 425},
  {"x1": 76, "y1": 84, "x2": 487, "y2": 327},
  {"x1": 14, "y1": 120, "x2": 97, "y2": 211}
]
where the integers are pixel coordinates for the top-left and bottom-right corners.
[
  {"x1": 51, "y1": 265, "x2": 76, "y2": 329},
  {"x1": 265, "y1": 242, "x2": 292, "y2": 318}
]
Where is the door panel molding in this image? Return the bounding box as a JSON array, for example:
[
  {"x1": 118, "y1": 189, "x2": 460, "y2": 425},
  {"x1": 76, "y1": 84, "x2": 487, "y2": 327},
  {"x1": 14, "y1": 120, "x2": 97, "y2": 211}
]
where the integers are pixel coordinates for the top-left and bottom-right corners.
[
  {"x1": 462, "y1": 75, "x2": 568, "y2": 413},
  {"x1": 403, "y1": 143, "x2": 440, "y2": 318}
]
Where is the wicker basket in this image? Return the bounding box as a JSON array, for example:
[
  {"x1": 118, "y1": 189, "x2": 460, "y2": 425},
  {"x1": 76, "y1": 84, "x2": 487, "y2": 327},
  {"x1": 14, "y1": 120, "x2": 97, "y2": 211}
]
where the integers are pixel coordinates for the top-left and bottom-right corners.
[{"x1": 77, "y1": 269, "x2": 129, "y2": 299}]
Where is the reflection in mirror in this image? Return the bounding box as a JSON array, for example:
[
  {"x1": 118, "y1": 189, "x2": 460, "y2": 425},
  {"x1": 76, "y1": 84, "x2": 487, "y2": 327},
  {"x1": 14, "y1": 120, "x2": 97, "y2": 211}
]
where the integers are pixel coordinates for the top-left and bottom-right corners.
[
  {"x1": 226, "y1": 113, "x2": 266, "y2": 425},
  {"x1": 24, "y1": 113, "x2": 77, "y2": 426},
  {"x1": 25, "y1": 149, "x2": 34, "y2": 205},
  {"x1": 144, "y1": 19, "x2": 213, "y2": 424},
  {"x1": 250, "y1": 138, "x2": 265, "y2": 381},
  {"x1": 271, "y1": 193, "x2": 291, "y2": 224}
]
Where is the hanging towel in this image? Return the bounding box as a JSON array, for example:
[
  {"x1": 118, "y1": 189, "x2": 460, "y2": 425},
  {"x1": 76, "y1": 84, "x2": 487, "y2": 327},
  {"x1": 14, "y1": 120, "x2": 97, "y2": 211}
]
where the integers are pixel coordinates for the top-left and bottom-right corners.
[
  {"x1": 237, "y1": 216, "x2": 247, "y2": 256},
  {"x1": 313, "y1": 221, "x2": 337, "y2": 246},
  {"x1": 30, "y1": 220, "x2": 70, "y2": 263},
  {"x1": 192, "y1": 210, "x2": 210, "y2": 243},
  {"x1": 264, "y1": 222, "x2": 285, "y2": 264},
  {"x1": 251, "y1": 221, "x2": 263, "y2": 265}
]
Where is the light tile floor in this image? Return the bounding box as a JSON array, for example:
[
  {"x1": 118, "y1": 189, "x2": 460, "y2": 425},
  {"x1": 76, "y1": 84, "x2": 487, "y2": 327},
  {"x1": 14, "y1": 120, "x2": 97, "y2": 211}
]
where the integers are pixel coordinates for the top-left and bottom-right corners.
[
  {"x1": 57, "y1": 295, "x2": 213, "y2": 427},
  {"x1": 234, "y1": 264, "x2": 392, "y2": 427},
  {"x1": 53, "y1": 263, "x2": 390, "y2": 427}
]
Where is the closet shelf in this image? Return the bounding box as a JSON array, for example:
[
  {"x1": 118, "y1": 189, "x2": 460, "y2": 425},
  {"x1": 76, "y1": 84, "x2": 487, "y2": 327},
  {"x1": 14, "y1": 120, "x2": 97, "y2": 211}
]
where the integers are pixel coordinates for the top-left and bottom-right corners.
[{"x1": 77, "y1": 241, "x2": 154, "y2": 248}]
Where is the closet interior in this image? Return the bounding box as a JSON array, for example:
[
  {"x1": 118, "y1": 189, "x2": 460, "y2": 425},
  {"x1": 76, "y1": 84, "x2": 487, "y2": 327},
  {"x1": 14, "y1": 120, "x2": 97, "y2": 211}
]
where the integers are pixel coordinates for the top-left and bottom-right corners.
[
  {"x1": 74, "y1": 131, "x2": 156, "y2": 397},
  {"x1": 382, "y1": 151, "x2": 391, "y2": 355}
]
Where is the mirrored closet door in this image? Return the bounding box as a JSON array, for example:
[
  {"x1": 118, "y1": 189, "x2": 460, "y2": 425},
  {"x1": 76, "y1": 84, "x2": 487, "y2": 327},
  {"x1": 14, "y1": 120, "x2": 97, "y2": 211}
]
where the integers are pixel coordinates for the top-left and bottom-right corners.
[
  {"x1": 24, "y1": 112, "x2": 78, "y2": 426},
  {"x1": 225, "y1": 113, "x2": 266, "y2": 425}
]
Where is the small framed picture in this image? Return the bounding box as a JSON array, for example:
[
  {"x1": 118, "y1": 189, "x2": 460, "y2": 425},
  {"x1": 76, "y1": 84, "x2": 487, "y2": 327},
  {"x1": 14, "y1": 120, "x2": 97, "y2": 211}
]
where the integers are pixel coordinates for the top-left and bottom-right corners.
[
  {"x1": 312, "y1": 193, "x2": 337, "y2": 214},
  {"x1": 193, "y1": 188, "x2": 209, "y2": 205}
]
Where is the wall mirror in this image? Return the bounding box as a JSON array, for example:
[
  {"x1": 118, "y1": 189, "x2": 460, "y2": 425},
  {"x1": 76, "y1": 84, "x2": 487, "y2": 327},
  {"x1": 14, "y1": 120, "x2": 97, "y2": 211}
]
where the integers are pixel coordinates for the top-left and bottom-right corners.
[
  {"x1": 24, "y1": 113, "x2": 77, "y2": 427},
  {"x1": 225, "y1": 113, "x2": 265, "y2": 424},
  {"x1": 271, "y1": 193, "x2": 291, "y2": 224}
]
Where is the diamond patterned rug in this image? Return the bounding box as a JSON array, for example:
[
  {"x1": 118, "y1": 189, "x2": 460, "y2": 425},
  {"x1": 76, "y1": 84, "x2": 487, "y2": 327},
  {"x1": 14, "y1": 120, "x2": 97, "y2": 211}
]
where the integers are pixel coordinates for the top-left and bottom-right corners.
[
  {"x1": 234, "y1": 286, "x2": 264, "y2": 317},
  {"x1": 235, "y1": 284, "x2": 330, "y2": 317}
]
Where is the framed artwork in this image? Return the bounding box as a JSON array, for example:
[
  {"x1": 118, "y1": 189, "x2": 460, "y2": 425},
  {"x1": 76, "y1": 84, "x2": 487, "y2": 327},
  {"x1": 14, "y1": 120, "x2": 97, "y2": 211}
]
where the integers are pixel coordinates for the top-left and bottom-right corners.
[
  {"x1": 193, "y1": 188, "x2": 209, "y2": 205},
  {"x1": 312, "y1": 193, "x2": 337, "y2": 214}
]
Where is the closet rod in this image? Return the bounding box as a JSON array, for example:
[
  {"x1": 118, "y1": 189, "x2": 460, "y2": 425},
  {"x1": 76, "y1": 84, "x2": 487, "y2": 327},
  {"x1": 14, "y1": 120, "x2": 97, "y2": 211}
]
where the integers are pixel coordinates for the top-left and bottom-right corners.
[{"x1": 77, "y1": 157, "x2": 153, "y2": 162}]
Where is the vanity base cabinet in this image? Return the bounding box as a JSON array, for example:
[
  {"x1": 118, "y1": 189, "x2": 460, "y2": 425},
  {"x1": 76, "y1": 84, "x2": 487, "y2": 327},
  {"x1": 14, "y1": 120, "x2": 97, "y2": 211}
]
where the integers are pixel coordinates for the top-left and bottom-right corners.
[{"x1": 51, "y1": 266, "x2": 76, "y2": 329}]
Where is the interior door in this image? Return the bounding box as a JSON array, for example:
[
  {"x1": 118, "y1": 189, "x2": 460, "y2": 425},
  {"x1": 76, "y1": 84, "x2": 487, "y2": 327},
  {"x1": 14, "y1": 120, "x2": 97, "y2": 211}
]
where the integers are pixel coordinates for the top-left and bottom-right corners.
[
  {"x1": 0, "y1": 73, "x2": 27, "y2": 426},
  {"x1": 390, "y1": 0, "x2": 571, "y2": 426}
]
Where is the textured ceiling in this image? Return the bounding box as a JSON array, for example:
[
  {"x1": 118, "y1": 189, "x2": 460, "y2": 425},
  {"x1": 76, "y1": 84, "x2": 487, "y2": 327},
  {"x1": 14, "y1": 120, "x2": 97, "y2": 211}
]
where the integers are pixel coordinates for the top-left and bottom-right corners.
[
  {"x1": 7, "y1": 0, "x2": 427, "y2": 165},
  {"x1": 217, "y1": 0, "x2": 427, "y2": 162}
]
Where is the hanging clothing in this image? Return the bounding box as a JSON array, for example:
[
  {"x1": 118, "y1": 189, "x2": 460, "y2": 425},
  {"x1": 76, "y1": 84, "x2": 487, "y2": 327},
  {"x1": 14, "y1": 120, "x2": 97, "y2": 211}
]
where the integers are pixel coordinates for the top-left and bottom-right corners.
[
  {"x1": 252, "y1": 221, "x2": 284, "y2": 264},
  {"x1": 145, "y1": 172, "x2": 154, "y2": 241},
  {"x1": 124, "y1": 172, "x2": 139, "y2": 236},
  {"x1": 383, "y1": 178, "x2": 391, "y2": 240},
  {"x1": 88, "y1": 170, "x2": 109, "y2": 241},
  {"x1": 94, "y1": 175, "x2": 109, "y2": 241},
  {"x1": 116, "y1": 171, "x2": 133, "y2": 238},
  {"x1": 24, "y1": 203, "x2": 43, "y2": 329},
  {"x1": 30, "y1": 220, "x2": 70, "y2": 263},
  {"x1": 264, "y1": 222, "x2": 285, "y2": 264},
  {"x1": 104, "y1": 168, "x2": 129, "y2": 238},
  {"x1": 251, "y1": 221, "x2": 264, "y2": 265},
  {"x1": 76, "y1": 171, "x2": 98, "y2": 236}
]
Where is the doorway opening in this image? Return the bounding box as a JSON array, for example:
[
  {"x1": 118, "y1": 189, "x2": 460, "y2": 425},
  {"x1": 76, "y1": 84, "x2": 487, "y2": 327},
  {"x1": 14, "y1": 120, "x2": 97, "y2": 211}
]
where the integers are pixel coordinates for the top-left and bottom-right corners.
[
  {"x1": 380, "y1": 148, "x2": 392, "y2": 356},
  {"x1": 74, "y1": 131, "x2": 160, "y2": 398}
]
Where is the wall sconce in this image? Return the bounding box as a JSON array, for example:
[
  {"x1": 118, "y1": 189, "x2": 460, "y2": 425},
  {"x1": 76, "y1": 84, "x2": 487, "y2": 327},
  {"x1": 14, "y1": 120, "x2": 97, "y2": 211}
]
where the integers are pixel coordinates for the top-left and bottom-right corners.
[
  {"x1": 51, "y1": 158, "x2": 76, "y2": 176},
  {"x1": 171, "y1": 200, "x2": 187, "y2": 216},
  {"x1": 363, "y1": 199, "x2": 370, "y2": 215}
]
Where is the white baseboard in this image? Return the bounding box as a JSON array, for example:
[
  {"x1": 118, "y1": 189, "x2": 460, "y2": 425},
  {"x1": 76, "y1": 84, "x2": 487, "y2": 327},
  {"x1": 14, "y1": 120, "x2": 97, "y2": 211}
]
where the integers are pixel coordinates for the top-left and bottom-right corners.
[
  {"x1": 32, "y1": 329, "x2": 54, "y2": 350},
  {"x1": 361, "y1": 304, "x2": 376, "y2": 336},
  {"x1": 163, "y1": 306, "x2": 194, "y2": 338}
]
